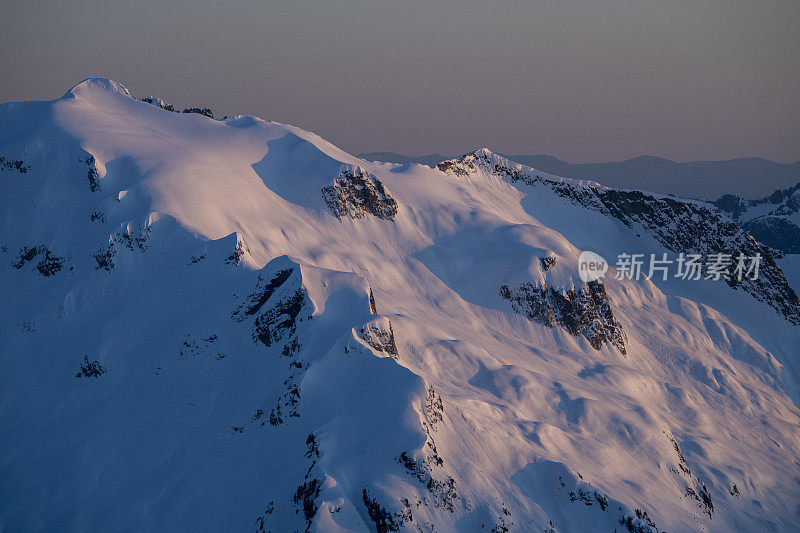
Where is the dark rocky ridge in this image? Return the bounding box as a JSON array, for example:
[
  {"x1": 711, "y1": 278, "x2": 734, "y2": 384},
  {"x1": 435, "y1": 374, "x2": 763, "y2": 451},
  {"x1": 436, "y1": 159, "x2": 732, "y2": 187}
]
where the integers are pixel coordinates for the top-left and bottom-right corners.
[{"x1": 182, "y1": 107, "x2": 214, "y2": 118}]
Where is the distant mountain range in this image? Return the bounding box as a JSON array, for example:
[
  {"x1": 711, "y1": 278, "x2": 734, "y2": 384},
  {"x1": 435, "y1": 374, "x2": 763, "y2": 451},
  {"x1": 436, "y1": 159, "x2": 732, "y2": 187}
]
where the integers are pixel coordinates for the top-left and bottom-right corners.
[{"x1": 359, "y1": 152, "x2": 800, "y2": 199}]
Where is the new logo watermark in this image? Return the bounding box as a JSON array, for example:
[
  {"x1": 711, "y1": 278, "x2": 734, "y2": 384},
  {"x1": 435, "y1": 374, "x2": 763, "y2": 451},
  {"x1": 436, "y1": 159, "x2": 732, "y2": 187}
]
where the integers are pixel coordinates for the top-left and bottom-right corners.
[
  {"x1": 578, "y1": 251, "x2": 609, "y2": 282},
  {"x1": 577, "y1": 251, "x2": 762, "y2": 282}
]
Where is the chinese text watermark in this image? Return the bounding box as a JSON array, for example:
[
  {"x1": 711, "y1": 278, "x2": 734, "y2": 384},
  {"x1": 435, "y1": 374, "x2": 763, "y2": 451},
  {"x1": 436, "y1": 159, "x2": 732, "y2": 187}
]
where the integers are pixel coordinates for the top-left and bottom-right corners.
[{"x1": 578, "y1": 252, "x2": 761, "y2": 282}]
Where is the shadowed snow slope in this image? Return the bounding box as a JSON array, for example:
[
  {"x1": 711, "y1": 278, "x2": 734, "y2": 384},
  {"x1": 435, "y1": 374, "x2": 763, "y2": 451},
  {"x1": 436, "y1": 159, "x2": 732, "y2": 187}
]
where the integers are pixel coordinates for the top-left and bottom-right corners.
[{"x1": 1, "y1": 79, "x2": 800, "y2": 532}]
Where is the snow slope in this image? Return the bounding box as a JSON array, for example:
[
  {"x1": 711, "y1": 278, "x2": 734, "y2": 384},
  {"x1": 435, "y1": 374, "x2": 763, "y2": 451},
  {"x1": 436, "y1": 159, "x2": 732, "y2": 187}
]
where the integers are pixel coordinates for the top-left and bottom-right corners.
[{"x1": 1, "y1": 79, "x2": 800, "y2": 532}]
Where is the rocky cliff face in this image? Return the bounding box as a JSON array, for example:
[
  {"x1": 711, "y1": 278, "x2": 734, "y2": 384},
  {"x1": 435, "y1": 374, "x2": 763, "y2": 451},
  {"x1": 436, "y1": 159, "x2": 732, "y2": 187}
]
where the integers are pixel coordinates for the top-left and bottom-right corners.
[
  {"x1": 232, "y1": 266, "x2": 310, "y2": 348},
  {"x1": 500, "y1": 279, "x2": 627, "y2": 354},
  {"x1": 714, "y1": 182, "x2": 800, "y2": 255},
  {"x1": 322, "y1": 166, "x2": 398, "y2": 220},
  {"x1": 740, "y1": 217, "x2": 800, "y2": 255}
]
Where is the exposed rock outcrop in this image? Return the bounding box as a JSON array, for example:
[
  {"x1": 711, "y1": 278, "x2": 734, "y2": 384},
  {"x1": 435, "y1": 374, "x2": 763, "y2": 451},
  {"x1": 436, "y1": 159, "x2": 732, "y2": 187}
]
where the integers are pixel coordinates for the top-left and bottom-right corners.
[
  {"x1": 81, "y1": 155, "x2": 101, "y2": 192},
  {"x1": 500, "y1": 279, "x2": 627, "y2": 354},
  {"x1": 0, "y1": 156, "x2": 30, "y2": 174},
  {"x1": 360, "y1": 317, "x2": 398, "y2": 358},
  {"x1": 139, "y1": 96, "x2": 177, "y2": 112},
  {"x1": 182, "y1": 107, "x2": 214, "y2": 118},
  {"x1": 232, "y1": 265, "x2": 311, "y2": 347},
  {"x1": 12, "y1": 245, "x2": 65, "y2": 276},
  {"x1": 322, "y1": 166, "x2": 398, "y2": 220}
]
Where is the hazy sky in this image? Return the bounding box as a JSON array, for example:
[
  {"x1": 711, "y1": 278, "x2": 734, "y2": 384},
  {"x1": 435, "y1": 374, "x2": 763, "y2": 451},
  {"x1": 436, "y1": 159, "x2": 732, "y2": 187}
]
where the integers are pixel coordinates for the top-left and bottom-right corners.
[{"x1": 1, "y1": 0, "x2": 798, "y2": 163}]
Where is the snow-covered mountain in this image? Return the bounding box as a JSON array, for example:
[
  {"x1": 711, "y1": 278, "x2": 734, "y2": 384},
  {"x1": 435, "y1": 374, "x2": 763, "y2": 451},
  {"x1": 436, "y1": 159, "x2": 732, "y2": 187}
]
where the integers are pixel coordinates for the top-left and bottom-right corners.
[{"x1": 2, "y1": 79, "x2": 800, "y2": 532}]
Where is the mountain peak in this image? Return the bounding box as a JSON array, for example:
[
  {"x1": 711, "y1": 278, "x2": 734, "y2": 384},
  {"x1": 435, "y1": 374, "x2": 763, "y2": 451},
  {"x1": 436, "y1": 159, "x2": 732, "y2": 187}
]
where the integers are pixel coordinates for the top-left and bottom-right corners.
[
  {"x1": 63, "y1": 78, "x2": 131, "y2": 99},
  {"x1": 470, "y1": 147, "x2": 495, "y2": 157}
]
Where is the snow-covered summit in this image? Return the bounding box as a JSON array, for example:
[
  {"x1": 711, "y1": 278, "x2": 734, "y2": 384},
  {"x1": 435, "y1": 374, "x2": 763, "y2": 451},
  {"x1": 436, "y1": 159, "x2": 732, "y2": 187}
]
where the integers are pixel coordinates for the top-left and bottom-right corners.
[
  {"x1": 1, "y1": 80, "x2": 800, "y2": 532},
  {"x1": 64, "y1": 77, "x2": 132, "y2": 98}
]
